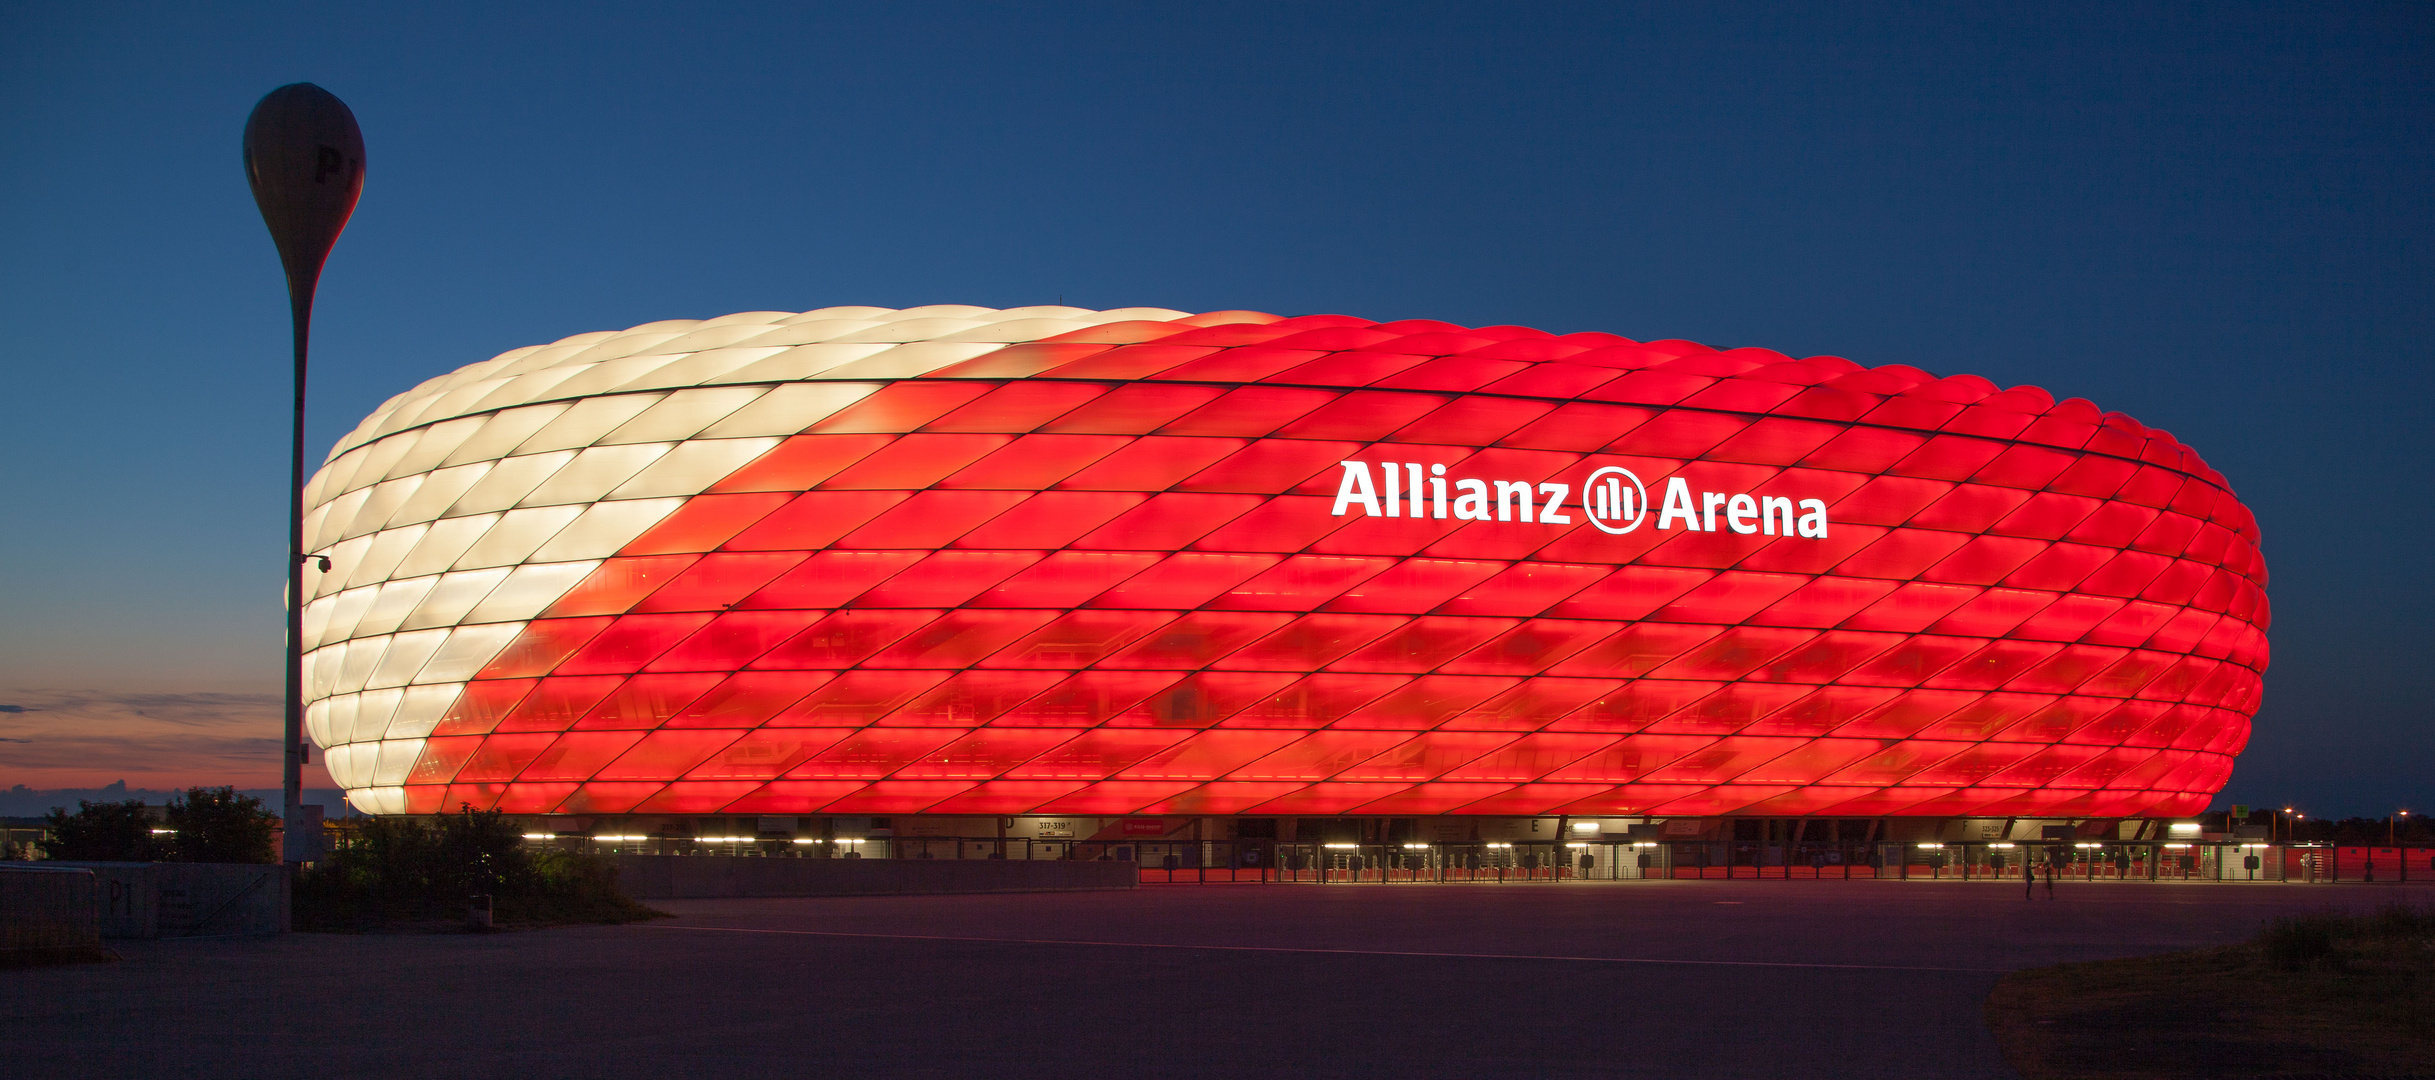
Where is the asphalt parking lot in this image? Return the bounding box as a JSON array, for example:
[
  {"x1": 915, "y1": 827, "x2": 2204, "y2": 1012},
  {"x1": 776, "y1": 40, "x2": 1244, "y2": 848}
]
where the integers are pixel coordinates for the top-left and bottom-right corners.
[{"x1": 9, "y1": 880, "x2": 2425, "y2": 1080}]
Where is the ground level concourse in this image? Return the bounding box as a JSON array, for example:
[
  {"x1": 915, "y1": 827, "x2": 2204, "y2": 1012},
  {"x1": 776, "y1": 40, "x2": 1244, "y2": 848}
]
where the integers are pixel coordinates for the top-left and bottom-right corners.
[{"x1": 485, "y1": 813, "x2": 2424, "y2": 886}]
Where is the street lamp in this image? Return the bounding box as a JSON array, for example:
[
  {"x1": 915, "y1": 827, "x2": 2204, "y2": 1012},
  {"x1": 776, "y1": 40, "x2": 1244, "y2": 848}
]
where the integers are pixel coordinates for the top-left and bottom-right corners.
[
  {"x1": 2398, "y1": 811, "x2": 2414, "y2": 884},
  {"x1": 243, "y1": 84, "x2": 365, "y2": 862}
]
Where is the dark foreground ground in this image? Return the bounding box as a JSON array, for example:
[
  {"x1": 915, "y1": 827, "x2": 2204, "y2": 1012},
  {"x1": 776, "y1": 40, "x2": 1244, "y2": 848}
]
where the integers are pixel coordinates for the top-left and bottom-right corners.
[{"x1": 7, "y1": 879, "x2": 2428, "y2": 1080}]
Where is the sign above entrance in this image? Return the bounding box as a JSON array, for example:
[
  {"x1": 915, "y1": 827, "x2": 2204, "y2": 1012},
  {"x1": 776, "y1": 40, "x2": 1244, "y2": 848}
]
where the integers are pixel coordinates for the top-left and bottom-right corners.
[{"x1": 1331, "y1": 459, "x2": 1830, "y2": 538}]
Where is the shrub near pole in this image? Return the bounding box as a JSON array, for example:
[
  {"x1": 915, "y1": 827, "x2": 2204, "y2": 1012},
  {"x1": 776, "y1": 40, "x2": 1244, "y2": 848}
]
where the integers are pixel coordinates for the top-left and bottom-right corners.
[{"x1": 295, "y1": 807, "x2": 662, "y2": 930}]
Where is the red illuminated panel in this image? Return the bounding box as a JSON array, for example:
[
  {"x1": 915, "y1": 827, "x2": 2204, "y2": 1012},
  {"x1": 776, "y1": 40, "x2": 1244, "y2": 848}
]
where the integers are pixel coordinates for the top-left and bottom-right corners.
[{"x1": 301, "y1": 305, "x2": 2262, "y2": 819}]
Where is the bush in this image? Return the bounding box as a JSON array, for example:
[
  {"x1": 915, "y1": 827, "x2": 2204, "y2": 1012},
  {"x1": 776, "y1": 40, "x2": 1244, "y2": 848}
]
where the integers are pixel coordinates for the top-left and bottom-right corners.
[
  {"x1": 2368, "y1": 902, "x2": 2435, "y2": 939},
  {"x1": 36, "y1": 799, "x2": 157, "y2": 861},
  {"x1": 2259, "y1": 903, "x2": 2435, "y2": 970},
  {"x1": 163, "y1": 787, "x2": 276, "y2": 863},
  {"x1": 296, "y1": 805, "x2": 660, "y2": 930},
  {"x1": 2262, "y1": 914, "x2": 2339, "y2": 969},
  {"x1": 34, "y1": 787, "x2": 277, "y2": 864}
]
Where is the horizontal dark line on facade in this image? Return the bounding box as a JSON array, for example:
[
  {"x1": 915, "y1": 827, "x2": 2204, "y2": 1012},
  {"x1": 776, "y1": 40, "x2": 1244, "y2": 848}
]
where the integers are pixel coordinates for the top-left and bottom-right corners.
[{"x1": 325, "y1": 375, "x2": 2235, "y2": 498}]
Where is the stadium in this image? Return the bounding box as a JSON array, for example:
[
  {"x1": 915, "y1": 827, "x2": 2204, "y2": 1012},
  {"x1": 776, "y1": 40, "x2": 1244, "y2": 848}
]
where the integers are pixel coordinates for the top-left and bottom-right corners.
[{"x1": 297, "y1": 305, "x2": 2267, "y2": 874}]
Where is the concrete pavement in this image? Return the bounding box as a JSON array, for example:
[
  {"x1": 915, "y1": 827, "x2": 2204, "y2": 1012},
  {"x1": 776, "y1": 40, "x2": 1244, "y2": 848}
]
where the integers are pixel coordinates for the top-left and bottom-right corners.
[{"x1": 7, "y1": 879, "x2": 2423, "y2": 1079}]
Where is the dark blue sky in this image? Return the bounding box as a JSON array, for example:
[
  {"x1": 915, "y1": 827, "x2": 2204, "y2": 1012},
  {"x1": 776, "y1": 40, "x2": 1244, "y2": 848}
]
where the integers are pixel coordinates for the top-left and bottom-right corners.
[{"x1": 2, "y1": 3, "x2": 2427, "y2": 812}]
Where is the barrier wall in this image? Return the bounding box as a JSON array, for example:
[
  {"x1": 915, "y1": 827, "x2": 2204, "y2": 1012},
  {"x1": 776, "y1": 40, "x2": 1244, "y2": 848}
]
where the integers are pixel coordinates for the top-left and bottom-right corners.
[
  {"x1": 610, "y1": 855, "x2": 1137, "y2": 899},
  {"x1": 32, "y1": 863, "x2": 290, "y2": 938},
  {"x1": 1, "y1": 866, "x2": 102, "y2": 960}
]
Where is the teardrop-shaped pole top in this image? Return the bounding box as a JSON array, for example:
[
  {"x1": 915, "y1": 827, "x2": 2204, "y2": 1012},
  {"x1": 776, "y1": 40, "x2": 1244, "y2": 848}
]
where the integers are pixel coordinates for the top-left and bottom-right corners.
[
  {"x1": 247, "y1": 82, "x2": 364, "y2": 850},
  {"x1": 243, "y1": 83, "x2": 365, "y2": 319}
]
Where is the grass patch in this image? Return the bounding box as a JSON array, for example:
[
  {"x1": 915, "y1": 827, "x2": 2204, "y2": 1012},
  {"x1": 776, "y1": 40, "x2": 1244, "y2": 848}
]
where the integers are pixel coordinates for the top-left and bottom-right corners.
[
  {"x1": 1987, "y1": 903, "x2": 2435, "y2": 1079},
  {"x1": 0, "y1": 945, "x2": 117, "y2": 969}
]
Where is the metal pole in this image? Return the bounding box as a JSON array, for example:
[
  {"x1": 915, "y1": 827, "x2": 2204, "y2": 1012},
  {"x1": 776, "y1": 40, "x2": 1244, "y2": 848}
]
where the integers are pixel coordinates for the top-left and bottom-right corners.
[{"x1": 243, "y1": 84, "x2": 364, "y2": 863}]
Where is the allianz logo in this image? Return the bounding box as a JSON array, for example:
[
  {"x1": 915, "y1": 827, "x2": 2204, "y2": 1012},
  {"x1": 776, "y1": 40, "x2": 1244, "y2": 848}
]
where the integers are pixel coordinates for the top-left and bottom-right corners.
[{"x1": 1330, "y1": 460, "x2": 1830, "y2": 538}]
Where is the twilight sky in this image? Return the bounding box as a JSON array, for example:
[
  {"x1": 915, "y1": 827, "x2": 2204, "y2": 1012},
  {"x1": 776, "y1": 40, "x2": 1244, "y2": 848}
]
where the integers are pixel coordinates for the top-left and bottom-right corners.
[{"x1": 1, "y1": 3, "x2": 2427, "y2": 814}]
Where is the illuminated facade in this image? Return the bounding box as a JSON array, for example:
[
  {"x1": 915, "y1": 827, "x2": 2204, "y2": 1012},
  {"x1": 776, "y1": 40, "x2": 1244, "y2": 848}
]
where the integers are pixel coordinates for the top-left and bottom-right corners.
[{"x1": 301, "y1": 305, "x2": 2266, "y2": 823}]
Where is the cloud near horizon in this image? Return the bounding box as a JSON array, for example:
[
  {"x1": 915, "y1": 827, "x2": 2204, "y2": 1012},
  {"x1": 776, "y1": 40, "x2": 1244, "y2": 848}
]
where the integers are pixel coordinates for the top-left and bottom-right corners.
[{"x1": 0, "y1": 689, "x2": 336, "y2": 789}]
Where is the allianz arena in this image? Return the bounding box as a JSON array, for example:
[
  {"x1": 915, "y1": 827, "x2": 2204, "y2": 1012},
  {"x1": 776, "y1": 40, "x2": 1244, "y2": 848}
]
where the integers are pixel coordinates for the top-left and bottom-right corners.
[{"x1": 300, "y1": 305, "x2": 2266, "y2": 840}]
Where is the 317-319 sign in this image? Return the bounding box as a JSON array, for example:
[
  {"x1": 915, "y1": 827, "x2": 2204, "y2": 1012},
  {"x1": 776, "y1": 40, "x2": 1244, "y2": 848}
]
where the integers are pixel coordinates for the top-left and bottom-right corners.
[{"x1": 1329, "y1": 459, "x2": 1830, "y2": 538}]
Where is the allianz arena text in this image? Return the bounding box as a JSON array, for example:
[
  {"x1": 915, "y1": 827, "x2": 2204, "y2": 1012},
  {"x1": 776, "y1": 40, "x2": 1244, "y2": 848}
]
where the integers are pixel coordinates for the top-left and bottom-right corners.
[{"x1": 299, "y1": 305, "x2": 2266, "y2": 824}]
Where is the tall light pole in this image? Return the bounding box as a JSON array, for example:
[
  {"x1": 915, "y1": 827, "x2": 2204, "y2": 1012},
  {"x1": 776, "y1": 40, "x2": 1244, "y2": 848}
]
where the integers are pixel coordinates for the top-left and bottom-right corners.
[
  {"x1": 243, "y1": 84, "x2": 364, "y2": 862},
  {"x1": 2399, "y1": 811, "x2": 2413, "y2": 884}
]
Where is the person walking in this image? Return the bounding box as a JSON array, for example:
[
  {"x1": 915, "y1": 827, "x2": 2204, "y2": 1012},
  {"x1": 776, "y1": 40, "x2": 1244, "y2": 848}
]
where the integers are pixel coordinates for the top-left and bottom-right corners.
[
  {"x1": 2043, "y1": 852, "x2": 2058, "y2": 899},
  {"x1": 2023, "y1": 850, "x2": 2034, "y2": 899}
]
